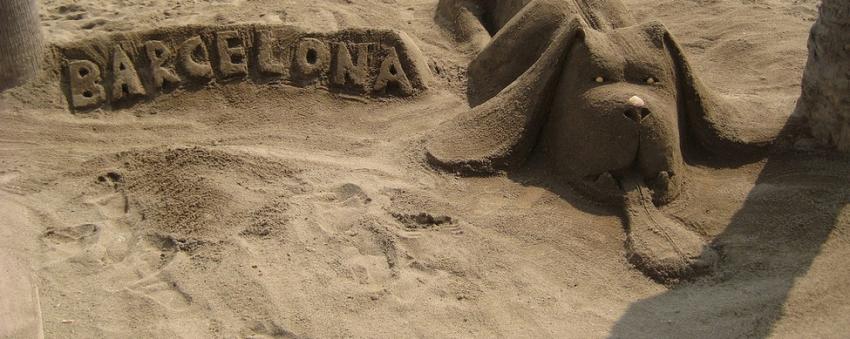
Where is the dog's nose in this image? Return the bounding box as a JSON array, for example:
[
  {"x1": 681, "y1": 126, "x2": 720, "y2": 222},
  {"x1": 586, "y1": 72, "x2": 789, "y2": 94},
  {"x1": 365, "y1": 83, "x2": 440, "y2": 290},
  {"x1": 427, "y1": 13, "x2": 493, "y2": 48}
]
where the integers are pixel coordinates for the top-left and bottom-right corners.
[{"x1": 624, "y1": 95, "x2": 651, "y2": 123}]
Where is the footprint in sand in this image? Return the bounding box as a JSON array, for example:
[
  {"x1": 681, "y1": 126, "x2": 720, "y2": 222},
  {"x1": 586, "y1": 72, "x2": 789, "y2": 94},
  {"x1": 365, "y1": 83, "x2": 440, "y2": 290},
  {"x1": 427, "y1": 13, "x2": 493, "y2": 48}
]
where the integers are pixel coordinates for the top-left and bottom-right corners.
[
  {"x1": 124, "y1": 264, "x2": 192, "y2": 312},
  {"x1": 333, "y1": 183, "x2": 372, "y2": 206},
  {"x1": 42, "y1": 223, "x2": 100, "y2": 249},
  {"x1": 390, "y1": 211, "x2": 463, "y2": 238},
  {"x1": 40, "y1": 192, "x2": 131, "y2": 266},
  {"x1": 43, "y1": 180, "x2": 194, "y2": 312}
]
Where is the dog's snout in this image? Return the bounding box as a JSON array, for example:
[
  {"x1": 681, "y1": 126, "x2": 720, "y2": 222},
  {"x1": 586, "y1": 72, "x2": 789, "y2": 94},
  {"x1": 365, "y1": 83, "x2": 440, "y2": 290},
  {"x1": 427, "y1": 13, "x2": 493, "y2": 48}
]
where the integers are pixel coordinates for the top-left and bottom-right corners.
[
  {"x1": 623, "y1": 107, "x2": 650, "y2": 122},
  {"x1": 623, "y1": 96, "x2": 651, "y2": 123},
  {"x1": 628, "y1": 95, "x2": 645, "y2": 108}
]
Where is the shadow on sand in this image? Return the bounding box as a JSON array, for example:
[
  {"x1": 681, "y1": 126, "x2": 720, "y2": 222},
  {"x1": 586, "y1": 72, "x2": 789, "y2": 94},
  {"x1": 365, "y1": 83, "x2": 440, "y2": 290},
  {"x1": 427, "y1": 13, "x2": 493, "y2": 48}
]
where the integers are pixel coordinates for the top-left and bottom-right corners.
[{"x1": 608, "y1": 118, "x2": 850, "y2": 338}]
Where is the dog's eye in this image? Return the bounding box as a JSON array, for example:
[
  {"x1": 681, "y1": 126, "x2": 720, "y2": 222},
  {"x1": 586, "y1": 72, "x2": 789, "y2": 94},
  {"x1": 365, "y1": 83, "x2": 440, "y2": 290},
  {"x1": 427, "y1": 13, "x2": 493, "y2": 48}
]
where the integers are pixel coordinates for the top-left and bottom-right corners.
[
  {"x1": 595, "y1": 76, "x2": 605, "y2": 83},
  {"x1": 646, "y1": 77, "x2": 657, "y2": 85}
]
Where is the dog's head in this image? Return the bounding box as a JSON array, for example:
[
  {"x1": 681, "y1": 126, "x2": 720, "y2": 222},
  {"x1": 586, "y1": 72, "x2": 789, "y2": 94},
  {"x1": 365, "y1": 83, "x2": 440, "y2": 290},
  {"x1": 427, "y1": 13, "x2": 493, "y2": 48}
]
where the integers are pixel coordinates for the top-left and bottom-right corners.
[
  {"x1": 541, "y1": 22, "x2": 687, "y2": 204},
  {"x1": 426, "y1": 19, "x2": 764, "y2": 204}
]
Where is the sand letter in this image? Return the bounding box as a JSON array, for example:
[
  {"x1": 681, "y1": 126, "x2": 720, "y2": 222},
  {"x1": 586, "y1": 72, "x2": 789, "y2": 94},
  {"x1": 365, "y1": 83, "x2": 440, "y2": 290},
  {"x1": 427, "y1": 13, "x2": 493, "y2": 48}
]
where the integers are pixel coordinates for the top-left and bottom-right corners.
[
  {"x1": 111, "y1": 46, "x2": 146, "y2": 101},
  {"x1": 294, "y1": 38, "x2": 330, "y2": 79},
  {"x1": 145, "y1": 40, "x2": 181, "y2": 90},
  {"x1": 68, "y1": 60, "x2": 106, "y2": 109},
  {"x1": 373, "y1": 46, "x2": 413, "y2": 95},
  {"x1": 332, "y1": 43, "x2": 369, "y2": 88},
  {"x1": 256, "y1": 30, "x2": 287, "y2": 76},
  {"x1": 216, "y1": 30, "x2": 248, "y2": 77},
  {"x1": 179, "y1": 36, "x2": 213, "y2": 78}
]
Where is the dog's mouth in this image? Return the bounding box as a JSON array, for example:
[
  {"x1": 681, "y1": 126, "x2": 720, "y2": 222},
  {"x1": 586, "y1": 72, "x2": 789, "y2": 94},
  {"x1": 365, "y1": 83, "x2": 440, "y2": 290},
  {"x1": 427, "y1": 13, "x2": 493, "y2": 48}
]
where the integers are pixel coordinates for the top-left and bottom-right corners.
[
  {"x1": 579, "y1": 118, "x2": 681, "y2": 206},
  {"x1": 558, "y1": 91, "x2": 683, "y2": 206},
  {"x1": 584, "y1": 167, "x2": 678, "y2": 205}
]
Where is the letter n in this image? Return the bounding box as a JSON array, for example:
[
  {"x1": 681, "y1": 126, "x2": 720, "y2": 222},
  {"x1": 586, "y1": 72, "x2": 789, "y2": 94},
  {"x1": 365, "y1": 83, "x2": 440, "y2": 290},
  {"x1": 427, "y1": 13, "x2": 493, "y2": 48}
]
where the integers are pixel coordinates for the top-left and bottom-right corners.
[{"x1": 332, "y1": 43, "x2": 369, "y2": 90}]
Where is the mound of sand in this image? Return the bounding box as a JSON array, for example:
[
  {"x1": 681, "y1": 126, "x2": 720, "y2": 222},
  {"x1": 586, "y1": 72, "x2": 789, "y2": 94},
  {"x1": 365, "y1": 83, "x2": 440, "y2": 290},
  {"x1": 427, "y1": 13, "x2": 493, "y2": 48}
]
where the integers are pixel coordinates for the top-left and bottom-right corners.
[{"x1": 92, "y1": 147, "x2": 302, "y2": 240}]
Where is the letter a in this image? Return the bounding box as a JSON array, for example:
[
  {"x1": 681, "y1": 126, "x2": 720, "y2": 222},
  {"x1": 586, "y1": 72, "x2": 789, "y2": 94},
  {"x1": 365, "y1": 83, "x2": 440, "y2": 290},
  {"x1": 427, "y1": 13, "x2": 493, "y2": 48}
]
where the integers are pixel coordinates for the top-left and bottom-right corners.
[
  {"x1": 111, "y1": 46, "x2": 146, "y2": 101},
  {"x1": 373, "y1": 46, "x2": 413, "y2": 95}
]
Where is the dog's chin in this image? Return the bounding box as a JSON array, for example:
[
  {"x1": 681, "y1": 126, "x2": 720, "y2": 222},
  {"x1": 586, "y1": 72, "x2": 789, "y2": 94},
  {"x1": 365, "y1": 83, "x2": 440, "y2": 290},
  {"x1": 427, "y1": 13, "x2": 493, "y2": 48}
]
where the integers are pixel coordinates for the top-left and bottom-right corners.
[{"x1": 573, "y1": 165, "x2": 683, "y2": 206}]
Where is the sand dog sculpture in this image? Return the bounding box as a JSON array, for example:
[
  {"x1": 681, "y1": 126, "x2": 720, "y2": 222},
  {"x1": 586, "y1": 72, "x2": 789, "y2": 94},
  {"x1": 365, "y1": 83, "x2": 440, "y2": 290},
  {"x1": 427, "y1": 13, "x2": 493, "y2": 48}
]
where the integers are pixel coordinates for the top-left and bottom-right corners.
[
  {"x1": 49, "y1": 25, "x2": 431, "y2": 111},
  {"x1": 428, "y1": 0, "x2": 771, "y2": 282}
]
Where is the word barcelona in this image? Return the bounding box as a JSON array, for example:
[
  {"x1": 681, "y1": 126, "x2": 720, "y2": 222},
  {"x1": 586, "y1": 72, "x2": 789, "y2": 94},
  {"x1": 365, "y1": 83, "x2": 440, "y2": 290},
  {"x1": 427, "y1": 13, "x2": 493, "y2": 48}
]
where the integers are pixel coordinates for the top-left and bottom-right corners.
[{"x1": 60, "y1": 25, "x2": 432, "y2": 110}]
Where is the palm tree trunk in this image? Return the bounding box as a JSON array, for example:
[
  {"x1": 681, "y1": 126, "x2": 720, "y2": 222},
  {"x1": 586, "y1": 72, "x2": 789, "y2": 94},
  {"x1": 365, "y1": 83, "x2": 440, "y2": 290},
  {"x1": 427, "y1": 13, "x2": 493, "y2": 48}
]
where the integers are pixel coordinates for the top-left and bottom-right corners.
[
  {"x1": 0, "y1": 0, "x2": 43, "y2": 91},
  {"x1": 797, "y1": 0, "x2": 850, "y2": 151}
]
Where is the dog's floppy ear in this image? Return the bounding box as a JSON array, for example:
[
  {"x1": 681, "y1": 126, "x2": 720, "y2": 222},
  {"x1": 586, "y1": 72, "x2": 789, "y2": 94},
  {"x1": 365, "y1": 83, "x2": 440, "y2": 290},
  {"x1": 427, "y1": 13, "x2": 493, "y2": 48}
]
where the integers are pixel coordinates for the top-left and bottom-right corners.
[
  {"x1": 650, "y1": 22, "x2": 771, "y2": 156},
  {"x1": 466, "y1": 0, "x2": 579, "y2": 106},
  {"x1": 426, "y1": 19, "x2": 583, "y2": 175}
]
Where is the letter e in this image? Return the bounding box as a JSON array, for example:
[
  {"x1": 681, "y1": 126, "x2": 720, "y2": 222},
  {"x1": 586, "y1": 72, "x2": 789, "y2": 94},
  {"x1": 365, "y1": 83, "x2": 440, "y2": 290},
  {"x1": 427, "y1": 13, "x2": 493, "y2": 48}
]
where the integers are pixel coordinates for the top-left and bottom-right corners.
[{"x1": 216, "y1": 30, "x2": 248, "y2": 77}]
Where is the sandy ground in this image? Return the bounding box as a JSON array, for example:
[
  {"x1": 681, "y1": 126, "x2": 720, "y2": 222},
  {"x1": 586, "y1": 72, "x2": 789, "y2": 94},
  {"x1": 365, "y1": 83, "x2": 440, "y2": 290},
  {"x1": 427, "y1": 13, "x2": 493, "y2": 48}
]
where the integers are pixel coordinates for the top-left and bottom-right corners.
[{"x1": 1, "y1": 0, "x2": 849, "y2": 337}]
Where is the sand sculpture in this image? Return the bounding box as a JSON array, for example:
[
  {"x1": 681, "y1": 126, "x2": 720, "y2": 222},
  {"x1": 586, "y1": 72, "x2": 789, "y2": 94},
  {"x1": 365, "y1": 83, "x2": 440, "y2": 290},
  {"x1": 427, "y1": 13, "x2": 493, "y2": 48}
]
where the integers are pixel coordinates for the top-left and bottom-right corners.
[
  {"x1": 797, "y1": 0, "x2": 850, "y2": 151},
  {"x1": 52, "y1": 25, "x2": 432, "y2": 111},
  {"x1": 429, "y1": 0, "x2": 771, "y2": 282}
]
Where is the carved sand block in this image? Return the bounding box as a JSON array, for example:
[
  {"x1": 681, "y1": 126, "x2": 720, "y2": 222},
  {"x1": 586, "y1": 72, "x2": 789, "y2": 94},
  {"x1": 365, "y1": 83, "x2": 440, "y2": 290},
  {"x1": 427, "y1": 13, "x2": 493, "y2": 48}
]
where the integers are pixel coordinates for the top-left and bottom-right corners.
[
  {"x1": 429, "y1": 0, "x2": 772, "y2": 283},
  {"x1": 56, "y1": 24, "x2": 432, "y2": 110}
]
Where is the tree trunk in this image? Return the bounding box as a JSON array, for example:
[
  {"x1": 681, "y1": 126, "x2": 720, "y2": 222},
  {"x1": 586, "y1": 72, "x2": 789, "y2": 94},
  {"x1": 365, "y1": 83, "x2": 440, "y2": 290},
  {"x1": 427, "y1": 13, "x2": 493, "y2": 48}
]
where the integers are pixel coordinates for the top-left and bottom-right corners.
[
  {"x1": 0, "y1": 0, "x2": 43, "y2": 92},
  {"x1": 0, "y1": 3, "x2": 44, "y2": 336},
  {"x1": 797, "y1": 0, "x2": 850, "y2": 151}
]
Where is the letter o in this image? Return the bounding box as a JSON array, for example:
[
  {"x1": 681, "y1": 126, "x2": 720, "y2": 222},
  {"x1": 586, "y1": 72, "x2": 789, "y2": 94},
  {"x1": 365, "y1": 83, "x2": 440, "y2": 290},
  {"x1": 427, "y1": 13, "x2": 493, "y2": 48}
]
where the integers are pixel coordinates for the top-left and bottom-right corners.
[{"x1": 294, "y1": 38, "x2": 330, "y2": 79}]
